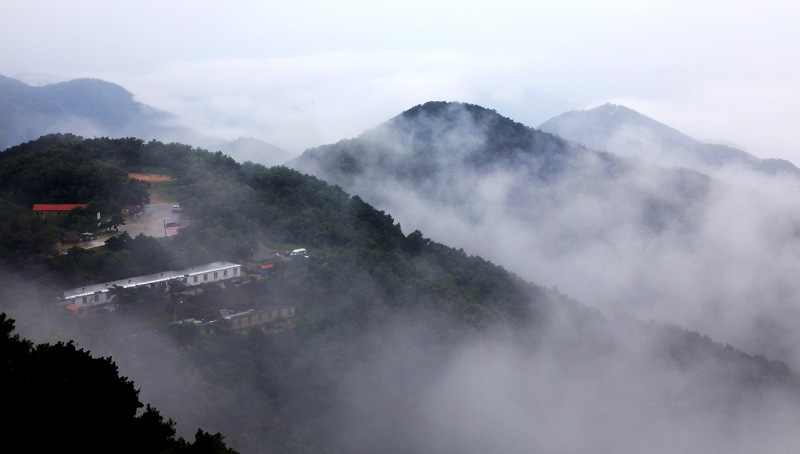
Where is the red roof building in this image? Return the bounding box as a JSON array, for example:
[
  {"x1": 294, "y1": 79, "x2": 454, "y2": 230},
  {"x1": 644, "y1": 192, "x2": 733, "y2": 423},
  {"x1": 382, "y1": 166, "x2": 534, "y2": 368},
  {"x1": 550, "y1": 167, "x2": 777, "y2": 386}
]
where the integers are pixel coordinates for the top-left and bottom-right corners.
[{"x1": 32, "y1": 204, "x2": 88, "y2": 219}]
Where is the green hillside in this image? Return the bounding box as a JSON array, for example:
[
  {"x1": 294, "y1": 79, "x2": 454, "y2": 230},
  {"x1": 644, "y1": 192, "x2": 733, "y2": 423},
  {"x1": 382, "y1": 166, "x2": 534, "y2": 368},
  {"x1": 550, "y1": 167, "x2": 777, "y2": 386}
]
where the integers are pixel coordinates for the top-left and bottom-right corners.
[{"x1": 1, "y1": 135, "x2": 798, "y2": 453}]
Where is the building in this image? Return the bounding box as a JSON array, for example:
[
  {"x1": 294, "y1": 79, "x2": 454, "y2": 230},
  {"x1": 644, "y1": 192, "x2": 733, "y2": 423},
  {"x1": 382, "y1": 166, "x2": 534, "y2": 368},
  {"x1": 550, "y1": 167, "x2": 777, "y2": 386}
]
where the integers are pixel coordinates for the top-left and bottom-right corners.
[
  {"x1": 243, "y1": 251, "x2": 282, "y2": 275},
  {"x1": 33, "y1": 203, "x2": 89, "y2": 219},
  {"x1": 221, "y1": 306, "x2": 299, "y2": 329},
  {"x1": 195, "y1": 305, "x2": 299, "y2": 334},
  {"x1": 62, "y1": 261, "x2": 243, "y2": 308}
]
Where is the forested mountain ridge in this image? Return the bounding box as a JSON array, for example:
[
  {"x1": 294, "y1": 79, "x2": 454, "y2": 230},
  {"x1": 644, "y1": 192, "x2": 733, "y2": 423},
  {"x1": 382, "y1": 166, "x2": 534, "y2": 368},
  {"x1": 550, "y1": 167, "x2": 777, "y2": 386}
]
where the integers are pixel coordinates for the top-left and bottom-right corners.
[
  {"x1": 2, "y1": 134, "x2": 800, "y2": 453},
  {"x1": 287, "y1": 101, "x2": 714, "y2": 296},
  {"x1": 291, "y1": 101, "x2": 609, "y2": 186},
  {"x1": 289, "y1": 101, "x2": 709, "y2": 222},
  {"x1": 539, "y1": 103, "x2": 800, "y2": 176},
  {"x1": 287, "y1": 101, "x2": 800, "y2": 397}
]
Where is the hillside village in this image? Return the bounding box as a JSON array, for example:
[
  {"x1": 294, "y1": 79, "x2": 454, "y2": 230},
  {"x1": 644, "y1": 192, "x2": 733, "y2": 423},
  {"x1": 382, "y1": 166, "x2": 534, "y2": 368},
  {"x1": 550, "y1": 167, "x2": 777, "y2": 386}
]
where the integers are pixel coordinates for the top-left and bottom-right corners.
[
  {"x1": 27, "y1": 171, "x2": 309, "y2": 335},
  {"x1": 60, "y1": 253, "x2": 304, "y2": 334}
]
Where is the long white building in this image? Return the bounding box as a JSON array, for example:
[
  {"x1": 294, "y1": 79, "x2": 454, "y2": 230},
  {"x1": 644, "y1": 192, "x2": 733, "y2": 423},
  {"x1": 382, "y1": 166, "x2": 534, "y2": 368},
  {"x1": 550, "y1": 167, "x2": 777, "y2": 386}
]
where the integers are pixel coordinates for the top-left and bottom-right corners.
[{"x1": 62, "y1": 261, "x2": 243, "y2": 308}]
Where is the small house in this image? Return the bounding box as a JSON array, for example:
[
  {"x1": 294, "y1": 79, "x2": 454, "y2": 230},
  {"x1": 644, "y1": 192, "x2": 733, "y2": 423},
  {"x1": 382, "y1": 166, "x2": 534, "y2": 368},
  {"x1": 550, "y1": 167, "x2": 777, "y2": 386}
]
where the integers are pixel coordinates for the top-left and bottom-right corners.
[
  {"x1": 243, "y1": 251, "x2": 282, "y2": 275},
  {"x1": 33, "y1": 203, "x2": 88, "y2": 220}
]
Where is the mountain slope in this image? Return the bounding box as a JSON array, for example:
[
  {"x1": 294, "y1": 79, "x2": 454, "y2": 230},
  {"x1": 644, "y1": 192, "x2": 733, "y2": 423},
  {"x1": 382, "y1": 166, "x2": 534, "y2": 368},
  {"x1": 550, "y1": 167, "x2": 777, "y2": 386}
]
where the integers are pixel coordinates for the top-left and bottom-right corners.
[
  {"x1": 289, "y1": 101, "x2": 706, "y2": 221},
  {"x1": 4, "y1": 134, "x2": 800, "y2": 453},
  {"x1": 289, "y1": 100, "x2": 709, "y2": 247},
  {"x1": 539, "y1": 103, "x2": 800, "y2": 176},
  {"x1": 288, "y1": 101, "x2": 800, "y2": 379}
]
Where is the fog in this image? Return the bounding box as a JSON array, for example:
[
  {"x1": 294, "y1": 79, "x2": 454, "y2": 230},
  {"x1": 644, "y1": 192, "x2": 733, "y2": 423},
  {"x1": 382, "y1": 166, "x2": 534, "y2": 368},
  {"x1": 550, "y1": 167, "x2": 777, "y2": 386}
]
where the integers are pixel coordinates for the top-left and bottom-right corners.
[
  {"x1": 326, "y1": 313, "x2": 800, "y2": 454},
  {"x1": 6, "y1": 1, "x2": 800, "y2": 162},
  {"x1": 8, "y1": 105, "x2": 800, "y2": 452},
  {"x1": 291, "y1": 102, "x2": 800, "y2": 374},
  {"x1": 3, "y1": 0, "x2": 800, "y2": 450},
  {"x1": 6, "y1": 258, "x2": 800, "y2": 453}
]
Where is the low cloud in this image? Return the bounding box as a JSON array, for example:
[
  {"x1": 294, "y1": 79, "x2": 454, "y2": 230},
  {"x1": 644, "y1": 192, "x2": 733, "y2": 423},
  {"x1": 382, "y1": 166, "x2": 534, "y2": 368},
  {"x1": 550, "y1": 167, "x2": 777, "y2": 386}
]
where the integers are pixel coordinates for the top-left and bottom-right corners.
[
  {"x1": 109, "y1": 52, "x2": 572, "y2": 156},
  {"x1": 292, "y1": 102, "x2": 800, "y2": 375}
]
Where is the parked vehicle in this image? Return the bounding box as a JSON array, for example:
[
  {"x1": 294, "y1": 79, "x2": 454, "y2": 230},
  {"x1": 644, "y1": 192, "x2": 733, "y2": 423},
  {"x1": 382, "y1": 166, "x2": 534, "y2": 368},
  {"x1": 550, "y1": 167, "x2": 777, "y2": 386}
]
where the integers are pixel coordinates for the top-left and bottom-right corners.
[{"x1": 80, "y1": 232, "x2": 98, "y2": 241}]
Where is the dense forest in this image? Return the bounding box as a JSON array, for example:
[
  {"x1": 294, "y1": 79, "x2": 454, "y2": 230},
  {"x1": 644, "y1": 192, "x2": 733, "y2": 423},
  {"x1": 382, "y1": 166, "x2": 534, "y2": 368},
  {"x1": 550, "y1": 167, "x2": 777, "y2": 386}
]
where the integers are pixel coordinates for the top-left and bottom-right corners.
[
  {"x1": 1, "y1": 135, "x2": 799, "y2": 453},
  {"x1": 0, "y1": 313, "x2": 238, "y2": 453}
]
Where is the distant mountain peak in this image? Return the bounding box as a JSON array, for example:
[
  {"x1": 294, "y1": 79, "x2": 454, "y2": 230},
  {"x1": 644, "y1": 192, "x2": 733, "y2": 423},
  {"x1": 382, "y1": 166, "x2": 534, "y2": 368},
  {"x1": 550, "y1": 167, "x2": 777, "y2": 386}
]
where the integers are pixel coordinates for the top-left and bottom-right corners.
[
  {"x1": 400, "y1": 100, "x2": 496, "y2": 117},
  {"x1": 379, "y1": 101, "x2": 538, "y2": 146},
  {"x1": 45, "y1": 77, "x2": 135, "y2": 98},
  {"x1": 538, "y1": 103, "x2": 800, "y2": 176},
  {"x1": 0, "y1": 74, "x2": 172, "y2": 150}
]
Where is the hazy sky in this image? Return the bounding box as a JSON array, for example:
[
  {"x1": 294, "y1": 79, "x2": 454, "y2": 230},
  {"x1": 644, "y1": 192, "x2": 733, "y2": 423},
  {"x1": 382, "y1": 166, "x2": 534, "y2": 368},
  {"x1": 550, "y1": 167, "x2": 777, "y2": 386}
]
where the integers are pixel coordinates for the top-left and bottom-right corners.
[{"x1": 3, "y1": 0, "x2": 799, "y2": 161}]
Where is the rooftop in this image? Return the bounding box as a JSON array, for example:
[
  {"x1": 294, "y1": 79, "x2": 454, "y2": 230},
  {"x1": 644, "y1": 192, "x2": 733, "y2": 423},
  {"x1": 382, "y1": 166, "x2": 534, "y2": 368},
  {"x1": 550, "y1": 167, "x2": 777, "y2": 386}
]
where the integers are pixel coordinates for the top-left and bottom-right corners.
[
  {"x1": 33, "y1": 203, "x2": 88, "y2": 212},
  {"x1": 63, "y1": 261, "x2": 241, "y2": 300}
]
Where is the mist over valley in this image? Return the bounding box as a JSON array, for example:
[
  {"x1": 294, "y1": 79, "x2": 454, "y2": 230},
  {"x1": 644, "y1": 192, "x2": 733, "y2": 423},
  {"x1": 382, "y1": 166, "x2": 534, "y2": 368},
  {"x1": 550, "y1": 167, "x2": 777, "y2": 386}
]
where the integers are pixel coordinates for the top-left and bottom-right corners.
[{"x1": 3, "y1": 81, "x2": 800, "y2": 452}]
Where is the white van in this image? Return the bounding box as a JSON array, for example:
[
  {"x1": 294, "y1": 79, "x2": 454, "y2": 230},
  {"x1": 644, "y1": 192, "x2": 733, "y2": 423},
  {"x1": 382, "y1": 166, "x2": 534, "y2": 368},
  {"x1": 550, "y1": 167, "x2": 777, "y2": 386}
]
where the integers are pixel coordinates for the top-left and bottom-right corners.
[{"x1": 290, "y1": 248, "x2": 307, "y2": 256}]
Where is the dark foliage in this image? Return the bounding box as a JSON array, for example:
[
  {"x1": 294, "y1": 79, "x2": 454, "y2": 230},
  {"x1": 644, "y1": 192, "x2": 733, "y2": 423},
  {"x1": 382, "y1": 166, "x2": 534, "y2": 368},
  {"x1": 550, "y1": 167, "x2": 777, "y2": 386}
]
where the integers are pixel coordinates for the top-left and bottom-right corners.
[{"x1": 0, "y1": 313, "x2": 238, "y2": 453}]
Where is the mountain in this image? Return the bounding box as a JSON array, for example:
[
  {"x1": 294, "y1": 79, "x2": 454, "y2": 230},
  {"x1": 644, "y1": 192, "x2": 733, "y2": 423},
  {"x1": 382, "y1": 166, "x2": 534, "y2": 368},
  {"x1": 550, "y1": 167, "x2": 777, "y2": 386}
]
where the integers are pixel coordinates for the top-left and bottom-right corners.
[
  {"x1": 288, "y1": 101, "x2": 800, "y2": 379},
  {"x1": 0, "y1": 75, "x2": 291, "y2": 166},
  {"x1": 288, "y1": 101, "x2": 706, "y2": 206},
  {"x1": 3, "y1": 134, "x2": 800, "y2": 453},
  {"x1": 0, "y1": 75, "x2": 182, "y2": 149},
  {"x1": 539, "y1": 103, "x2": 800, "y2": 176},
  {"x1": 289, "y1": 100, "x2": 709, "y2": 241}
]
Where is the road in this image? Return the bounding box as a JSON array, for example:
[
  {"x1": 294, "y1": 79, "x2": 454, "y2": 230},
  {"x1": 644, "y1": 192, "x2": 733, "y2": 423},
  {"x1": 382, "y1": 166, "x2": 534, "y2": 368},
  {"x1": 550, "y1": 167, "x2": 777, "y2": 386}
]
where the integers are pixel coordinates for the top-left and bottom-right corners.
[
  {"x1": 122, "y1": 203, "x2": 188, "y2": 239},
  {"x1": 65, "y1": 203, "x2": 190, "y2": 250}
]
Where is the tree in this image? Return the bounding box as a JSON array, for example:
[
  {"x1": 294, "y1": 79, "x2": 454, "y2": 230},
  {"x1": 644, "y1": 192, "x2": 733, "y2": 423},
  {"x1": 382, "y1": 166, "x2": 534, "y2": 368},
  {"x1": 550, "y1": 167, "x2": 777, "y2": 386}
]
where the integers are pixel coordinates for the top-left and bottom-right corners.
[
  {"x1": 0, "y1": 313, "x2": 239, "y2": 453},
  {"x1": 183, "y1": 430, "x2": 240, "y2": 454},
  {"x1": 105, "y1": 231, "x2": 132, "y2": 250}
]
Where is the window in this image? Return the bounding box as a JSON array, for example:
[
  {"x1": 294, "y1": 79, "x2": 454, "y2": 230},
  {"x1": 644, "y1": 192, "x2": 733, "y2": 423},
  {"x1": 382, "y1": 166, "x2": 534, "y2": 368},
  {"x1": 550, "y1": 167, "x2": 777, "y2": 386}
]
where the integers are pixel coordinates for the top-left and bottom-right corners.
[
  {"x1": 214, "y1": 271, "x2": 218, "y2": 279},
  {"x1": 234, "y1": 268, "x2": 239, "y2": 275},
  {"x1": 94, "y1": 294, "x2": 99, "y2": 302},
  {"x1": 193, "y1": 276, "x2": 198, "y2": 283},
  {"x1": 224, "y1": 270, "x2": 228, "y2": 277},
  {"x1": 204, "y1": 274, "x2": 208, "y2": 281},
  {"x1": 82, "y1": 296, "x2": 87, "y2": 304}
]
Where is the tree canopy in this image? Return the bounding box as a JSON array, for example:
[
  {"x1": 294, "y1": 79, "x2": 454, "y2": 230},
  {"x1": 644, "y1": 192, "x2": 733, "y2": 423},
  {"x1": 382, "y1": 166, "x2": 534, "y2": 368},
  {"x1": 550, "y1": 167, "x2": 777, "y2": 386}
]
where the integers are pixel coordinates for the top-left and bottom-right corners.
[{"x1": 0, "y1": 313, "x2": 238, "y2": 453}]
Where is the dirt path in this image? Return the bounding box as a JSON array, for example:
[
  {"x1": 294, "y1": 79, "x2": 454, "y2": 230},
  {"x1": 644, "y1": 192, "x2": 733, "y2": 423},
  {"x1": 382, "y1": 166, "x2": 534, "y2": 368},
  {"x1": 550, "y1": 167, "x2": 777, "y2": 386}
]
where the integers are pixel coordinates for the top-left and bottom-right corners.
[
  {"x1": 128, "y1": 173, "x2": 175, "y2": 204},
  {"x1": 128, "y1": 173, "x2": 175, "y2": 183}
]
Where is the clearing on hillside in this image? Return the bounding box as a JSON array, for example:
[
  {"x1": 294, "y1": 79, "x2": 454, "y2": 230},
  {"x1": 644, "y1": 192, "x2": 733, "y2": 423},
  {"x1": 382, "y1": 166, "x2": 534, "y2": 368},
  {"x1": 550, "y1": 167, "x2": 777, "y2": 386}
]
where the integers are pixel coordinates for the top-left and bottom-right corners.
[{"x1": 128, "y1": 173, "x2": 176, "y2": 182}]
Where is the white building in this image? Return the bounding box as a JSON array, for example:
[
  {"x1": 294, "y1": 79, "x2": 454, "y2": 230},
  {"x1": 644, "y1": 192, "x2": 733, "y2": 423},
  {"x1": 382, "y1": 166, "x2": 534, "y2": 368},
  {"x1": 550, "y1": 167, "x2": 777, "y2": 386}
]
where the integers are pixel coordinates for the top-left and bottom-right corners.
[{"x1": 62, "y1": 261, "x2": 243, "y2": 308}]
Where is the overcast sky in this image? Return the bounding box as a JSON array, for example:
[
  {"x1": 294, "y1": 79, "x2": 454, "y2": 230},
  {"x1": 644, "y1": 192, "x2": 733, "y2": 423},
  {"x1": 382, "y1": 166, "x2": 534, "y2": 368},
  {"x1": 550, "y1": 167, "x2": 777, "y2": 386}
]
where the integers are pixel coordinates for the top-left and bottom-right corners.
[{"x1": 2, "y1": 0, "x2": 799, "y2": 161}]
